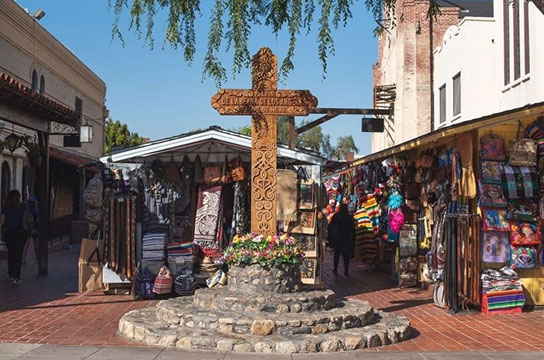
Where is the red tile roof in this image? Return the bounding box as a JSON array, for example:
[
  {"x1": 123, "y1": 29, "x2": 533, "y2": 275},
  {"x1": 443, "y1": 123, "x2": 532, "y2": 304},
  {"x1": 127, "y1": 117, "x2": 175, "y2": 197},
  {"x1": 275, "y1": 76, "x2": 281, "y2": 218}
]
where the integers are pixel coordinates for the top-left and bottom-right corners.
[{"x1": 0, "y1": 72, "x2": 80, "y2": 128}]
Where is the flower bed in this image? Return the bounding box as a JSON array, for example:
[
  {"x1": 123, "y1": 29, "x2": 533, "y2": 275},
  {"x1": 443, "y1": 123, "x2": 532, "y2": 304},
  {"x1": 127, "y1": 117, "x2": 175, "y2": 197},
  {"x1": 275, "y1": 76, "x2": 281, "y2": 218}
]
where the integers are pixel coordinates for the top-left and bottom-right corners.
[{"x1": 223, "y1": 233, "x2": 304, "y2": 268}]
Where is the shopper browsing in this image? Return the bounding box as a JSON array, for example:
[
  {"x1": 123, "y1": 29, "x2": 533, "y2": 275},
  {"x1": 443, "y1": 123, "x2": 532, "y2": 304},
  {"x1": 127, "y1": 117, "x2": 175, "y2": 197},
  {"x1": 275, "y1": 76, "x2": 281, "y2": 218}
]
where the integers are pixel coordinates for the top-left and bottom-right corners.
[
  {"x1": 2, "y1": 190, "x2": 29, "y2": 285},
  {"x1": 328, "y1": 203, "x2": 355, "y2": 276}
]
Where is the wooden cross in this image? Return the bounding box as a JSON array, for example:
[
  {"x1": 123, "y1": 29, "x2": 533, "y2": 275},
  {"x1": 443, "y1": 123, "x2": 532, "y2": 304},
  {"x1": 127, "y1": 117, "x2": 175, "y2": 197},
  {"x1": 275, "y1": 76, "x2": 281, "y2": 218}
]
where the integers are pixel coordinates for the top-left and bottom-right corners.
[{"x1": 211, "y1": 47, "x2": 318, "y2": 235}]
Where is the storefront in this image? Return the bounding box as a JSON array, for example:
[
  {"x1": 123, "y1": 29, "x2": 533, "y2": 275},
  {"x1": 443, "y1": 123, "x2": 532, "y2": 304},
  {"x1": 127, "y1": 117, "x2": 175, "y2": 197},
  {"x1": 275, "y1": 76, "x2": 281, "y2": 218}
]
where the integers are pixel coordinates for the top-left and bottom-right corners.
[
  {"x1": 88, "y1": 126, "x2": 326, "y2": 296},
  {"x1": 327, "y1": 102, "x2": 544, "y2": 313}
]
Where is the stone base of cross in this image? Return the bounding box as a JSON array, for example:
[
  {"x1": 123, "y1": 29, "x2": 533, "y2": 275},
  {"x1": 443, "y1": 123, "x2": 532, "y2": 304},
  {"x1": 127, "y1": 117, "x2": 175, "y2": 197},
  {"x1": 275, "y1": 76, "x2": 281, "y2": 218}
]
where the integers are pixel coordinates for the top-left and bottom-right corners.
[{"x1": 212, "y1": 48, "x2": 318, "y2": 235}]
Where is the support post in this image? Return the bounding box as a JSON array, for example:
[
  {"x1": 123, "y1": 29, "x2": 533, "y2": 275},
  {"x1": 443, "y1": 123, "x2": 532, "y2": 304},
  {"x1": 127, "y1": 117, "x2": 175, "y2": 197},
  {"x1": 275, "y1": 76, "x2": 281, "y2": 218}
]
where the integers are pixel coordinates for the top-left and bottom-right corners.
[
  {"x1": 37, "y1": 131, "x2": 49, "y2": 275},
  {"x1": 79, "y1": 167, "x2": 86, "y2": 221},
  {"x1": 288, "y1": 116, "x2": 296, "y2": 149}
]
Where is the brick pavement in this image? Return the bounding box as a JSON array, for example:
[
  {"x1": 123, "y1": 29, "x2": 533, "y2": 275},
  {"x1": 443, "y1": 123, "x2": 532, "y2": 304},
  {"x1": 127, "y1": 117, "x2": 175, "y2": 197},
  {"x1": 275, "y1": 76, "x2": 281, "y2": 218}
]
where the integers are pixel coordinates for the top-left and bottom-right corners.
[{"x1": 1, "y1": 248, "x2": 543, "y2": 352}]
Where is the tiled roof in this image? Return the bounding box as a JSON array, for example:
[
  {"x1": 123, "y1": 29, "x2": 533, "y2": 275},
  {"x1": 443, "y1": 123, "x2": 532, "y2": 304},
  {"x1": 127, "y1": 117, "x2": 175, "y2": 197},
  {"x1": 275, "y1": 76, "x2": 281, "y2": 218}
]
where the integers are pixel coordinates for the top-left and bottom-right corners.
[{"x1": 0, "y1": 72, "x2": 80, "y2": 128}]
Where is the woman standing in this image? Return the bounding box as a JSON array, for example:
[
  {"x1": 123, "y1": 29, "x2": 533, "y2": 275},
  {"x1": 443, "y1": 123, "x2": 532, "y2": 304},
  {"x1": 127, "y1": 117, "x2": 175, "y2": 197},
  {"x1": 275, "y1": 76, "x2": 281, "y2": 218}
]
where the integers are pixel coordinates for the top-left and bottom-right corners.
[
  {"x1": 2, "y1": 190, "x2": 27, "y2": 285},
  {"x1": 328, "y1": 203, "x2": 355, "y2": 276}
]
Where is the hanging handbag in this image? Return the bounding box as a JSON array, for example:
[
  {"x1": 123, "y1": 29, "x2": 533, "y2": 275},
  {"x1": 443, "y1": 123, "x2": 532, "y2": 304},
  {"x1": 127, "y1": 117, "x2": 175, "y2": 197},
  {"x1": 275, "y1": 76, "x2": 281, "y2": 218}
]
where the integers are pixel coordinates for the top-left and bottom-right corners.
[
  {"x1": 525, "y1": 116, "x2": 544, "y2": 158},
  {"x1": 229, "y1": 156, "x2": 246, "y2": 182},
  {"x1": 480, "y1": 133, "x2": 506, "y2": 160},
  {"x1": 510, "y1": 121, "x2": 537, "y2": 166},
  {"x1": 510, "y1": 246, "x2": 537, "y2": 269},
  {"x1": 482, "y1": 232, "x2": 509, "y2": 265},
  {"x1": 152, "y1": 266, "x2": 173, "y2": 294}
]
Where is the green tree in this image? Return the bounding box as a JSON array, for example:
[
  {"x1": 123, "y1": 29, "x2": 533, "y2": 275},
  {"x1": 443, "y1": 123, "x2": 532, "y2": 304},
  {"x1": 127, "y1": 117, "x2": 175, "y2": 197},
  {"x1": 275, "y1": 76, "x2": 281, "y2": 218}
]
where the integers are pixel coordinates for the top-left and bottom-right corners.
[
  {"x1": 333, "y1": 135, "x2": 358, "y2": 160},
  {"x1": 110, "y1": 0, "x2": 438, "y2": 86},
  {"x1": 105, "y1": 118, "x2": 145, "y2": 153}
]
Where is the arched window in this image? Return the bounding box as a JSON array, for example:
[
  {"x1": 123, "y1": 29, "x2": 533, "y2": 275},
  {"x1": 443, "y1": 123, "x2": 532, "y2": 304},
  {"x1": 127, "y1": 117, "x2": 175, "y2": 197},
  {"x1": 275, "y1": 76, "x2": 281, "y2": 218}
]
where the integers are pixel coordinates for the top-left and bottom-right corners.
[
  {"x1": 31, "y1": 70, "x2": 38, "y2": 92},
  {"x1": 39, "y1": 75, "x2": 45, "y2": 95},
  {"x1": 1, "y1": 161, "x2": 11, "y2": 205}
]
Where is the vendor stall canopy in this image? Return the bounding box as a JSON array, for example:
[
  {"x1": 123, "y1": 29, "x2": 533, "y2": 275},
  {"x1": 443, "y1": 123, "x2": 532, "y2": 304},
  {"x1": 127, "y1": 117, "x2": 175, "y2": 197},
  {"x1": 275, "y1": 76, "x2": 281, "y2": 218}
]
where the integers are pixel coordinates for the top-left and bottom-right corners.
[{"x1": 100, "y1": 126, "x2": 326, "y2": 166}]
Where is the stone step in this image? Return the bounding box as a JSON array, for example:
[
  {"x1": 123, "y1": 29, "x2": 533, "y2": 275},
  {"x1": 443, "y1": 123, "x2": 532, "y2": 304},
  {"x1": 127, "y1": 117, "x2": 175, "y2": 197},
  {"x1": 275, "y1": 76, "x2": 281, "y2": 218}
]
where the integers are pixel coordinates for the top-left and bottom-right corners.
[
  {"x1": 119, "y1": 307, "x2": 412, "y2": 353},
  {"x1": 193, "y1": 287, "x2": 336, "y2": 313},
  {"x1": 155, "y1": 296, "x2": 375, "y2": 336}
]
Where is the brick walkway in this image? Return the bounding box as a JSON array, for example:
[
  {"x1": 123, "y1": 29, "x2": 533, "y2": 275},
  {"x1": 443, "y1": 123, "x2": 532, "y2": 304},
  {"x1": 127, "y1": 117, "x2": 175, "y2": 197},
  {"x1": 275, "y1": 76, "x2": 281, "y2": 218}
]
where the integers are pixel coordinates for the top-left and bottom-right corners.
[{"x1": 1, "y1": 248, "x2": 543, "y2": 352}]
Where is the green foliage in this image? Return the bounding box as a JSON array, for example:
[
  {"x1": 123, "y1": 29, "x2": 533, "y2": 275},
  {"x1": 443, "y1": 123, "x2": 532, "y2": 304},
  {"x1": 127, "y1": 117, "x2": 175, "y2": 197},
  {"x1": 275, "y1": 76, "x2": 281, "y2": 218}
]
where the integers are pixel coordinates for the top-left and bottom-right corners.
[
  {"x1": 109, "y1": 0, "x2": 413, "y2": 86},
  {"x1": 105, "y1": 118, "x2": 145, "y2": 153},
  {"x1": 333, "y1": 135, "x2": 358, "y2": 159}
]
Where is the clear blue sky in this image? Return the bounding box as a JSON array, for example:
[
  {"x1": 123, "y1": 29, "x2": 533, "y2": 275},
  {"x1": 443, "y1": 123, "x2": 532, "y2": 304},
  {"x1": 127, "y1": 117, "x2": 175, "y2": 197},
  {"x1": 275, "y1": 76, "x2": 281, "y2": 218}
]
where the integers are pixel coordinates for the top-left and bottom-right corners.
[{"x1": 17, "y1": 0, "x2": 378, "y2": 155}]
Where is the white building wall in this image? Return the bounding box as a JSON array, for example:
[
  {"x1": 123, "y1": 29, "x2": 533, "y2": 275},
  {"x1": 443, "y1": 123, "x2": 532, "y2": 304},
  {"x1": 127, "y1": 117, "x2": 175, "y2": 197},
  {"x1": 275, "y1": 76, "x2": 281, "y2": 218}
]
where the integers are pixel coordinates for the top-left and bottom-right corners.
[{"x1": 433, "y1": 18, "x2": 497, "y2": 128}]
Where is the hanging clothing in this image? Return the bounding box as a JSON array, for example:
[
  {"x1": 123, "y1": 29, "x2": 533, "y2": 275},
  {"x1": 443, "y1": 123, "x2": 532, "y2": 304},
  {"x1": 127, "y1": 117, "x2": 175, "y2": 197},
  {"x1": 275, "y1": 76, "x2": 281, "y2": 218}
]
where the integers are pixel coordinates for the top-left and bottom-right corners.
[
  {"x1": 193, "y1": 185, "x2": 222, "y2": 256},
  {"x1": 231, "y1": 180, "x2": 249, "y2": 239}
]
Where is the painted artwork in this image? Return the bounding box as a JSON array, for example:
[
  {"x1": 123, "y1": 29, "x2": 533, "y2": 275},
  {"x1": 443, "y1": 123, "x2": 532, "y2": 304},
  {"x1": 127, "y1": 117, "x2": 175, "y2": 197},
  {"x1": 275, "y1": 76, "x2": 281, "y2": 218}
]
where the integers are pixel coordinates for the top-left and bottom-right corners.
[
  {"x1": 300, "y1": 257, "x2": 318, "y2": 284},
  {"x1": 399, "y1": 224, "x2": 417, "y2": 257},
  {"x1": 293, "y1": 233, "x2": 317, "y2": 257},
  {"x1": 481, "y1": 232, "x2": 509, "y2": 264},
  {"x1": 286, "y1": 209, "x2": 316, "y2": 234},
  {"x1": 482, "y1": 209, "x2": 509, "y2": 232},
  {"x1": 298, "y1": 181, "x2": 315, "y2": 209}
]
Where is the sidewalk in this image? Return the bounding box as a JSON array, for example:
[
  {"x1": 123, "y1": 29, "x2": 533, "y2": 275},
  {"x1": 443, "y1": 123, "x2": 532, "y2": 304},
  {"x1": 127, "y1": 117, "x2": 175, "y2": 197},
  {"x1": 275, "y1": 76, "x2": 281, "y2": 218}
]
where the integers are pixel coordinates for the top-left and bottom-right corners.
[
  {"x1": 1, "y1": 343, "x2": 543, "y2": 360},
  {"x1": 1, "y1": 248, "x2": 544, "y2": 352}
]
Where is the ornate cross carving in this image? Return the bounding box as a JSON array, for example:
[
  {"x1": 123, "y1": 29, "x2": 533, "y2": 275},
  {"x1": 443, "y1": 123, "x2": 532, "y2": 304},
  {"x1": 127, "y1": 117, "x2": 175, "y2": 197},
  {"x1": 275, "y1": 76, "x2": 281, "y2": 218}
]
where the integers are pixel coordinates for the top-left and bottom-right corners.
[{"x1": 211, "y1": 48, "x2": 318, "y2": 235}]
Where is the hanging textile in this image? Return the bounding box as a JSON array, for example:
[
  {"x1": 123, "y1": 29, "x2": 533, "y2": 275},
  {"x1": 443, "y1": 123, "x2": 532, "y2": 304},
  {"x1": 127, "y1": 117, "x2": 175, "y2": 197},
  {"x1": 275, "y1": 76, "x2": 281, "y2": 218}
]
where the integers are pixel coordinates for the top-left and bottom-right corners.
[
  {"x1": 193, "y1": 185, "x2": 222, "y2": 256},
  {"x1": 277, "y1": 170, "x2": 297, "y2": 221},
  {"x1": 231, "y1": 180, "x2": 249, "y2": 238},
  {"x1": 143, "y1": 180, "x2": 171, "y2": 234}
]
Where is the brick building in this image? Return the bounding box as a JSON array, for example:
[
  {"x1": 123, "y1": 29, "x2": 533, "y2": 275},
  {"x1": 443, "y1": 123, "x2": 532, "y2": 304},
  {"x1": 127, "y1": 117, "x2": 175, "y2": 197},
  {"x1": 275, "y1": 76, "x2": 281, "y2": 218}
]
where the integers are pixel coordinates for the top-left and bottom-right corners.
[{"x1": 371, "y1": 0, "x2": 493, "y2": 152}]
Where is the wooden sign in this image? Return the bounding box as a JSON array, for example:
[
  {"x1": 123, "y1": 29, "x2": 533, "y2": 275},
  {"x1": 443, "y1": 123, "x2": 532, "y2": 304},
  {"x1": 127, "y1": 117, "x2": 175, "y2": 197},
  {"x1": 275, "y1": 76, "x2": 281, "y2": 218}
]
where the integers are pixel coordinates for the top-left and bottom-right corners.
[{"x1": 211, "y1": 48, "x2": 318, "y2": 234}]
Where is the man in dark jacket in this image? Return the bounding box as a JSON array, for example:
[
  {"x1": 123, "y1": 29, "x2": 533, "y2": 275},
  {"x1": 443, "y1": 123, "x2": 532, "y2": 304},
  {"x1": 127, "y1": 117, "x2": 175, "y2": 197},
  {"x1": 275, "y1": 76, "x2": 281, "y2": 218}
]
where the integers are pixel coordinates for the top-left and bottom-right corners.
[{"x1": 328, "y1": 203, "x2": 355, "y2": 276}]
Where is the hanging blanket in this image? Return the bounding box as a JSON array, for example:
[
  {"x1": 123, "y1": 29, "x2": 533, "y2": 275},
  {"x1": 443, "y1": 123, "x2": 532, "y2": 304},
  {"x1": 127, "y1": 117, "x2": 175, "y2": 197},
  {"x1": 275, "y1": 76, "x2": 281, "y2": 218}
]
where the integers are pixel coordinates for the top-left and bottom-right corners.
[
  {"x1": 501, "y1": 165, "x2": 538, "y2": 199},
  {"x1": 193, "y1": 185, "x2": 222, "y2": 254}
]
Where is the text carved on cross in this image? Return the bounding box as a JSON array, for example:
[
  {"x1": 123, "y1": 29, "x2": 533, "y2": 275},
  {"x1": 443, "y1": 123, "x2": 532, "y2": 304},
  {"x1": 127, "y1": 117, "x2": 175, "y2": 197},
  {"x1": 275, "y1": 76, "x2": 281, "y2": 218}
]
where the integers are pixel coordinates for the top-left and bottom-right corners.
[{"x1": 211, "y1": 47, "x2": 318, "y2": 235}]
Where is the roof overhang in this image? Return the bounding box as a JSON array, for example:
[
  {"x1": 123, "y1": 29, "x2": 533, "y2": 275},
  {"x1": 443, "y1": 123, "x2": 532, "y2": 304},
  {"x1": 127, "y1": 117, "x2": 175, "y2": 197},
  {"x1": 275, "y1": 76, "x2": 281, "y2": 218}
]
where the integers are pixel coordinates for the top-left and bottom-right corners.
[
  {"x1": 100, "y1": 128, "x2": 326, "y2": 166},
  {"x1": 0, "y1": 72, "x2": 80, "y2": 129}
]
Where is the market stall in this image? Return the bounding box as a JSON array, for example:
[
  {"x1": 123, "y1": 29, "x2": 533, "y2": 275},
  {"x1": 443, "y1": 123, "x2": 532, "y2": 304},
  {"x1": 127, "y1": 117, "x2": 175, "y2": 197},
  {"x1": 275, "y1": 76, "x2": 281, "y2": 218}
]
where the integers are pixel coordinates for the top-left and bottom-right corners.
[
  {"x1": 327, "y1": 102, "x2": 544, "y2": 313},
  {"x1": 90, "y1": 126, "x2": 326, "y2": 297}
]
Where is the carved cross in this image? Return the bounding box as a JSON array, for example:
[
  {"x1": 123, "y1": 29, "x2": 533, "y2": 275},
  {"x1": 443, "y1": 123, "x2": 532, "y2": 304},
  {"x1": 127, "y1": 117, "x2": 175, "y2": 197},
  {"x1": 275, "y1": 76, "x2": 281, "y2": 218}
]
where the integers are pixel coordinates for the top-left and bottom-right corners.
[{"x1": 211, "y1": 47, "x2": 318, "y2": 235}]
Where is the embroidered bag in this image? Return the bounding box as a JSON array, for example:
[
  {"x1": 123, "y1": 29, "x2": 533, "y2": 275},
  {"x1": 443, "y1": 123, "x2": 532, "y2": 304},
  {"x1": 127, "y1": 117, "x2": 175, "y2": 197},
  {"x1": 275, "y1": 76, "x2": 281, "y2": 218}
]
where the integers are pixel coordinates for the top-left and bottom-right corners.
[
  {"x1": 510, "y1": 122, "x2": 537, "y2": 166},
  {"x1": 480, "y1": 134, "x2": 506, "y2": 160},
  {"x1": 480, "y1": 160, "x2": 504, "y2": 184},
  {"x1": 482, "y1": 232, "x2": 509, "y2": 264},
  {"x1": 510, "y1": 221, "x2": 541, "y2": 246},
  {"x1": 482, "y1": 209, "x2": 509, "y2": 232},
  {"x1": 500, "y1": 165, "x2": 538, "y2": 199},
  {"x1": 134, "y1": 267, "x2": 154, "y2": 299},
  {"x1": 152, "y1": 266, "x2": 173, "y2": 294},
  {"x1": 510, "y1": 246, "x2": 537, "y2": 269},
  {"x1": 478, "y1": 182, "x2": 507, "y2": 208}
]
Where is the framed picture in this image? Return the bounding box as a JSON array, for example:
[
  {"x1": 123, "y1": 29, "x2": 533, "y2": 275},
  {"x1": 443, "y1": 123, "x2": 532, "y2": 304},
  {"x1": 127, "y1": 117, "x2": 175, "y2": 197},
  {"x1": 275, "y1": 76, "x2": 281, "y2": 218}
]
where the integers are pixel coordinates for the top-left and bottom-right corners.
[
  {"x1": 399, "y1": 224, "x2": 417, "y2": 257},
  {"x1": 284, "y1": 209, "x2": 316, "y2": 234},
  {"x1": 300, "y1": 257, "x2": 318, "y2": 284},
  {"x1": 298, "y1": 180, "x2": 315, "y2": 209},
  {"x1": 292, "y1": 233, "x2": 318, "y2": 257},
  {"x1": 480, "y1": 160, "x2": 504, "y2": 184}
]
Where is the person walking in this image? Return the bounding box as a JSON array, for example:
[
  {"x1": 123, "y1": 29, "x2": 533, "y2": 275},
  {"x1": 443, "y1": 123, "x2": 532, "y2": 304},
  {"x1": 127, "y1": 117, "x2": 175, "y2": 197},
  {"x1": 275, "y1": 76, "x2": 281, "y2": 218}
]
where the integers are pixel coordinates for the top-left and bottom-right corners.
[
  {"x1": 22, "y1": 197, "x2": 39, "y2": 265},
  {"x1": 328, "y1": 203, "x2": 355, "y2": 276},
  {"x1": 2, "y1": 190, "x2": 28, "y2": 285}
]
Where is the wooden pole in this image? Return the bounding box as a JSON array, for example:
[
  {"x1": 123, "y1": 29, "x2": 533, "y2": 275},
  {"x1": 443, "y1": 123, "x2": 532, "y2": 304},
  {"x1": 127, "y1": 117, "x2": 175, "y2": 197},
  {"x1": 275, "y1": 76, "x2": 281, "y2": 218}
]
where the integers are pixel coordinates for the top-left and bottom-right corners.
[
  {"x1": 288, "y1": 116, "x2": 296, "y2": 149},
  {"x1": 37, "y1": 131, "x2": 49, "y2": 275}
]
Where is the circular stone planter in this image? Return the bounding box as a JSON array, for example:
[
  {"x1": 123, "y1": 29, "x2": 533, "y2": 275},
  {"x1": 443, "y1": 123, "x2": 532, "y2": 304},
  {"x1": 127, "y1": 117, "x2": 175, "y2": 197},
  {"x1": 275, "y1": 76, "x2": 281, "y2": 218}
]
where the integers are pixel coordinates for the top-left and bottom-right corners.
[{"x1": 228, "y1": 263, "x2": 303, "y2": 294}]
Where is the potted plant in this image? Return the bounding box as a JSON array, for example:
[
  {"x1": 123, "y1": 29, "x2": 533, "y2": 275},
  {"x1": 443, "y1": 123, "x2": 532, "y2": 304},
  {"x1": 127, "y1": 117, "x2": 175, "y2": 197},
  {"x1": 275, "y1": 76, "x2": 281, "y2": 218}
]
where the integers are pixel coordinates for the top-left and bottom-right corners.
[{"x1": 222, "y1": 233, "x2": 305, "y2": 293}]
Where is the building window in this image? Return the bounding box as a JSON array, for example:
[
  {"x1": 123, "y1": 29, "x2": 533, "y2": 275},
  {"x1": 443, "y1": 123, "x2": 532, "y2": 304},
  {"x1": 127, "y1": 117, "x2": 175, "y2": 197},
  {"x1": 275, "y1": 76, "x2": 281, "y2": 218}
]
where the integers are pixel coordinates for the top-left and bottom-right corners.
[
  {"x1": 31, "y1": 70, "x2": 38, "y2": 92},
  {"x1": 75, "y1": 97, "x2": 83, "y2": 119},
  {"x1": 503, "y1": 0, "x2": 510, "y2": 85},
  {"x1": 39, "y1": 75, "x2": 45, "y2": 95},
  {"x1": 524, "y1": 0, "x2": 530, "y2": 75},
  {"x1": 439, "y1": 84, "x2": 446, "y2": 123},
  {"x1": 453, "y1": 73, "x2": 461, "y2": 116}
]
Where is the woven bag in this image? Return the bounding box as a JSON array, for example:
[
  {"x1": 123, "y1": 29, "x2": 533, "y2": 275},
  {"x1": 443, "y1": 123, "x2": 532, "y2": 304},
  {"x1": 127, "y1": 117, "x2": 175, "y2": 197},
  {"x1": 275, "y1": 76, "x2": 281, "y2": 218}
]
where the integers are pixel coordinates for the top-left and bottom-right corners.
[
  {"x1": 510, "y1": 122, "x2": 537, "y2": 166},
  {"x1": 152, "y1": 266, "x2": 173, "y2": 294},
  {"x1": 480, "y1": 134, "x2": 506, "y2": 160}
]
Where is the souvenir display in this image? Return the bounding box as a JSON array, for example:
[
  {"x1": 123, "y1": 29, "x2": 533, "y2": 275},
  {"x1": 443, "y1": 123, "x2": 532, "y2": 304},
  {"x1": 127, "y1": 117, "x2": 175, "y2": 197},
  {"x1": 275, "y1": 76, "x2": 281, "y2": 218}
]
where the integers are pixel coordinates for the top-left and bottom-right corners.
[
  {"x1": 399, "y1": 224, "x2": 417, "y2": 257},
  {"x1": 479, "y1": 182, "x2": 508, "y2": 208},
  {"x1": 482, "y1": 209, "x2": 509, "y2": 232},
  {"x1": 287, "y1": 210, "x2": 316, "y2": 234},
  {"x1": 298, "y1": 180, "x2": 315, "y2": 209},
  {"x1": 481, "y1": 232, "x2": 509, "y2": 264},
  {"x1": 293, "y1": 233, "x2": 318, "y2": 257},
  {"x1": 480, "y1": 160, "x2": 504, "y2": 184}
]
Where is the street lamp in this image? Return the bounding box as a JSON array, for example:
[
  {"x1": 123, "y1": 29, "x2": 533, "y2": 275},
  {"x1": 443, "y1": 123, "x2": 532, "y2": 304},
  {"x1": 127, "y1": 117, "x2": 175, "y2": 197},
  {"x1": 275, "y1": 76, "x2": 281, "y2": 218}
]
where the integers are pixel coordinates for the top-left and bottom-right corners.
[
  {"x1": 80, "y1": 122, "x2": 93, "y2": 143},
  {"x1": 5, "y1": 133, "x2": 20, "y2": 152}
]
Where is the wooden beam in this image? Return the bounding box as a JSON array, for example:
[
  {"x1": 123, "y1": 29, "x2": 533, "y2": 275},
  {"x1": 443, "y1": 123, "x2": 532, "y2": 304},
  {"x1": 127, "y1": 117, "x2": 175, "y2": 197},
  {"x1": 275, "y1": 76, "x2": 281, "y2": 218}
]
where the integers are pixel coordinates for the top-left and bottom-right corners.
[
  {"x1": 288, "y1": 116, "x2": 296, "y2": 149},
  {"x1": 311, "y1": 108, "x2": 391, "y2": 115},
  {"x1": 296, "y1": 113, "x2": 338, "y2": 134}
]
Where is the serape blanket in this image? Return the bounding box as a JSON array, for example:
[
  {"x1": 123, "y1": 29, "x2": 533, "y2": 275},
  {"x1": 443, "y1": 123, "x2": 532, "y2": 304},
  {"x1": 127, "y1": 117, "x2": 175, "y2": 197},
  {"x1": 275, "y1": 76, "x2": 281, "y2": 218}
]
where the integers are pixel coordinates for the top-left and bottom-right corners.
[{"x1": 193, "y1": 185, "x2": 222, "y2": 254}]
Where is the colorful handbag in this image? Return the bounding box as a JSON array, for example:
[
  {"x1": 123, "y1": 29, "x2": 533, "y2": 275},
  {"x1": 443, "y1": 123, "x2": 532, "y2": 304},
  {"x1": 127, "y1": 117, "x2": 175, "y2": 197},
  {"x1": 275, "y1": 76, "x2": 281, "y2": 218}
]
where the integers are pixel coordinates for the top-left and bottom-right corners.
[
  {"x1": 480, "y1": 160, "x2": 504, "y2": 184},
  {"x1": 482, "y1": 209, "x2": 509, "y2": 232},
  {"x1": 501, "y1": 165, "x2": 538, "y2": 199},
  {"x1": 509, "y1": 139, "x2": 537, "y2": 166},
  {"x1": 510, "y1": 221, "x2": 541, "y2": 246},
  {"x1": 152, "y1": 266, "x2": 173, "y2": 294},
  {"x1": 478, "y1": 182, "x2": 507, "y2": 208},
  {"x1": 480, "y1": 134, "x2": 506, "y2": 160},
  {"x1": 482, "y1": 232, "x2": 509, "y2": 264},
  {"x1": 510, "y1": 246, "x2": 537, "y2": 269},
  {"x1": 525, "y1": 118, "x2": 544, "y2": 157},
  {"x1": 134, "y1": 267, "x2": 154, "y2": 299}
]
